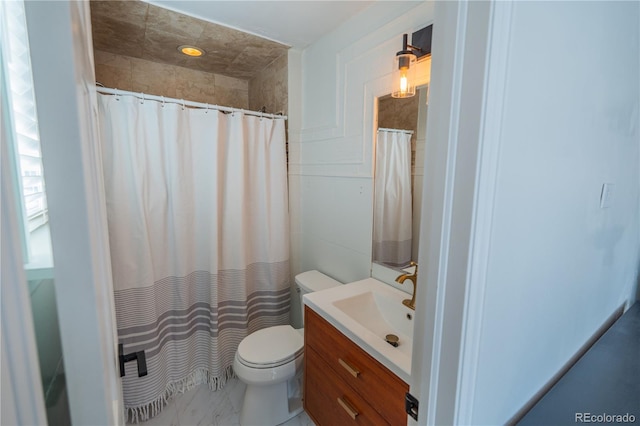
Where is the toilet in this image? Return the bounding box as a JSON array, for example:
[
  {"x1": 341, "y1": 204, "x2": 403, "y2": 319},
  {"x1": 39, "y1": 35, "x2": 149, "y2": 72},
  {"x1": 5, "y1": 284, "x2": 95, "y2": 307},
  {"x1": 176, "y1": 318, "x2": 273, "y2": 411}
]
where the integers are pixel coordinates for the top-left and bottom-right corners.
[{"x1": 233, "y1": 270, "x2": 341, "y2": 426}]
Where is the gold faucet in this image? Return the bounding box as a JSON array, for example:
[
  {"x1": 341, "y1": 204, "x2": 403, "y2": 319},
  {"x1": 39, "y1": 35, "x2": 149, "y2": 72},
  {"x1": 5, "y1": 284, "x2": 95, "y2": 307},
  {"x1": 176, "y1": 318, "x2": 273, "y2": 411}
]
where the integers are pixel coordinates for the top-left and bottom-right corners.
[{"x1": 395, "y1": 261, "x2": 418, "y2": 310}]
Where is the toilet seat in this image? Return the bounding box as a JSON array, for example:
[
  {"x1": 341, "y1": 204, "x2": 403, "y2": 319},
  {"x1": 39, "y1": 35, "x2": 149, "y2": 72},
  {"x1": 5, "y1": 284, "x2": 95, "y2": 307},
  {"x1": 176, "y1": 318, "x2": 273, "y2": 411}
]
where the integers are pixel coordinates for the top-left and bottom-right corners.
[{"x1": 236, "y1": 325, "x2": 303, "y2": 369}]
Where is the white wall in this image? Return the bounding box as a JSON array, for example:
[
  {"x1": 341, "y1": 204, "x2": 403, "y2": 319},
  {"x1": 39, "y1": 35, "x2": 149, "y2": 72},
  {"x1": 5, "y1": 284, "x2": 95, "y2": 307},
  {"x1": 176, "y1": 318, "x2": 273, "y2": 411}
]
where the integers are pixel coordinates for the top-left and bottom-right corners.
[
  {"x1": 469, "y1": 2, "x2": 639, "y2": 423},
  {"x1": 288, "y1": 1, "x2": 433, "y2": 326}
]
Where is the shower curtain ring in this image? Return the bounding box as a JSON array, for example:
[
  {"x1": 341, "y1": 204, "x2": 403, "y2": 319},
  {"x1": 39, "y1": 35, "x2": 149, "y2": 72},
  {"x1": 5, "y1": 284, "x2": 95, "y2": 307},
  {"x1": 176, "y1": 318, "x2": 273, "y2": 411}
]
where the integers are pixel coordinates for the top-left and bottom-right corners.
[
  {"x1": 161, "y1": 96, "x2": 165, "y2": 107},
  {"x1": 115, "y1": 88, "x2": 120, "y2": 101},
  {"x1": 140, "y1": 92, "x2": 145, "y2": 104},
  {"x1": 205, "y1": 103, "x2": 210, "y2": 113},
  {"x1": 181, "y1": 99, "x2": 185, "y2": 110}
]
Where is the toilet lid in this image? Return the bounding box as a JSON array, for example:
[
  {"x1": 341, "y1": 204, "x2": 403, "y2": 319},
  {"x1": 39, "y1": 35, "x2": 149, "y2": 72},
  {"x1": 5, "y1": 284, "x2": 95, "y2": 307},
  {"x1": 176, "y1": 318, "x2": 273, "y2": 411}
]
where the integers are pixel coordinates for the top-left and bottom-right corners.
[{"x1": 237, "y1": 325, "x2": 304, "y2": 368}]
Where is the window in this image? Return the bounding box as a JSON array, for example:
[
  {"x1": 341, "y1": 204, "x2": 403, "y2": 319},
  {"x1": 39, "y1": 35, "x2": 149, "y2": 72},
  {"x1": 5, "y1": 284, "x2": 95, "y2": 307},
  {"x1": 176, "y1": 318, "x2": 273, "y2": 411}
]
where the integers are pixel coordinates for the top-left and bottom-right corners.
[{"x1": 2, "y1": 0, "x2": 50, "y2": 264}]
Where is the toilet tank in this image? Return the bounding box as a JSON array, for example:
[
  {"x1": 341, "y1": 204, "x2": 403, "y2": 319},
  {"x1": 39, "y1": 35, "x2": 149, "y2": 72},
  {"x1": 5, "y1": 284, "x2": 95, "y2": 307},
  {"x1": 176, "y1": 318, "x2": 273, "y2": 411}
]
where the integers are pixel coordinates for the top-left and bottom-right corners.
[{"x1": 295, "y1": 270, "x2": 341, "y2": 323}]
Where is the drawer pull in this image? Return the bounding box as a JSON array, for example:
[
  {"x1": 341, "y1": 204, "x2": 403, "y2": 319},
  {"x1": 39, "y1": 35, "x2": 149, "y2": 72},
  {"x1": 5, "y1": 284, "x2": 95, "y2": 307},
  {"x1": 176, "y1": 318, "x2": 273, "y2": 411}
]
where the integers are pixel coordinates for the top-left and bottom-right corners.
[
  {"x1": 338, "y1": 358, "x2": 360, "y2": 378},
  {"x1": 337, "y1": 397, "x2": 359, "y2": 420}
]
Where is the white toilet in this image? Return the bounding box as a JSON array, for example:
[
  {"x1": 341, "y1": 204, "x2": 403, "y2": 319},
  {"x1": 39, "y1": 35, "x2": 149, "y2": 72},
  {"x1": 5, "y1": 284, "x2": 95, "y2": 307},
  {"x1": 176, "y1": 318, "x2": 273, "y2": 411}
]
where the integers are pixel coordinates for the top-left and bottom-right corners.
[{"x1": 233, "y1": 270, "x2": 341, "y2": 426}]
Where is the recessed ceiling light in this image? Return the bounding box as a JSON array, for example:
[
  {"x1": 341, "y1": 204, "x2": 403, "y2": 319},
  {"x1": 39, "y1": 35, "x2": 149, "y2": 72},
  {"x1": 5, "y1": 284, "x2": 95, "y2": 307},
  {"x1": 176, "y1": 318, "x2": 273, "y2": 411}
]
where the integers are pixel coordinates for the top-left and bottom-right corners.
[{"x1": 178, "y1": 45, "x2": 204, "y2": 57}]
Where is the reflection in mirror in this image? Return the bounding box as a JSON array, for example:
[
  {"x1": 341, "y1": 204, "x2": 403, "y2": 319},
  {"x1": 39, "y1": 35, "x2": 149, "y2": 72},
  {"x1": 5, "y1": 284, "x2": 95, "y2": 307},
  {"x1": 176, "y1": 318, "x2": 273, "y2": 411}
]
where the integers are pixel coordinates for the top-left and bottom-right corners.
[
  {"x1": 373, "y1": 127, "x2": 413, "y2": 266},
  {"x1": 373, "y1": 85, "x2": 428, "y2": 269}
]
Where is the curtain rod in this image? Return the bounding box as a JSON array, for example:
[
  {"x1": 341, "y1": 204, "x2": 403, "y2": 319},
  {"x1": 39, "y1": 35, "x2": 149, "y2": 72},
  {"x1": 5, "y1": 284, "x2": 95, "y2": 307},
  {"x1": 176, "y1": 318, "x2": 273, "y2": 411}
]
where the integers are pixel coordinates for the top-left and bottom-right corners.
[
  {"x1": 378, "y1": 127, "x2": 414, "y2": 135},
  {"x1": 95, "y1": 86, "x2": 288, "y2": 120}
]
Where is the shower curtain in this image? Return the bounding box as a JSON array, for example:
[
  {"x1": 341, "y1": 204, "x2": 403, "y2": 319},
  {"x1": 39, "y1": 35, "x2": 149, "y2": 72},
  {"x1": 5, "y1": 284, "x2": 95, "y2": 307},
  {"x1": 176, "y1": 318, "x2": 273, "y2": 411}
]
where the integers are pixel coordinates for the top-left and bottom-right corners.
[
  {"x1": 373, "y1": 129, "x2": 413, "y2": 266},
  {"x1": 97, "y1": 94, "x2": 290, "y2": 422}
]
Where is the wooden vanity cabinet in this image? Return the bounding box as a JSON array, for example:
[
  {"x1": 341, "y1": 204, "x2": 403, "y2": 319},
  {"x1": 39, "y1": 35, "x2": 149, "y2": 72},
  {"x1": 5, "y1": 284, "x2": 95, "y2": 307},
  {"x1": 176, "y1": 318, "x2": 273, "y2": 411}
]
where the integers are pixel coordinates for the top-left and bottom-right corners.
[{"x1": 304, "y1": 307, "x2": 409, "y2": 425}]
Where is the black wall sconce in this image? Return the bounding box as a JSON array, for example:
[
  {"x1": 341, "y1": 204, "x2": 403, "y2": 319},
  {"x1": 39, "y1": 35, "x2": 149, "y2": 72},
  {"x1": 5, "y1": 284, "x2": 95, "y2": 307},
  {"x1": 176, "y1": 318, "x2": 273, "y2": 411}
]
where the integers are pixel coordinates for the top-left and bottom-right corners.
[{"x1": 392, "y1": 25, "x2": 432, "y2": 99}]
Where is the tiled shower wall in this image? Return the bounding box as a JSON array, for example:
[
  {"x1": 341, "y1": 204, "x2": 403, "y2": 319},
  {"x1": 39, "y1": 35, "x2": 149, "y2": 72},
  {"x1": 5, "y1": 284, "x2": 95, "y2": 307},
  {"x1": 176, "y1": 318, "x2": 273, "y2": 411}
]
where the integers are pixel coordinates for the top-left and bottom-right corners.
[
  {"x1": 94, "y1": 50, "x2": 289, "y2": 113},
  {"x1": 248, "y1": 52, "x2": 289, "y2": 162},
  {"x1": 377, "y1": 94, "x2": 420, "y2": 176},
  {"x1": 94, "y1": 50, "x2": 249, "y2": 109},
  {"x1": 248, "y1": 53, "x2": 288, "y2": 116}
]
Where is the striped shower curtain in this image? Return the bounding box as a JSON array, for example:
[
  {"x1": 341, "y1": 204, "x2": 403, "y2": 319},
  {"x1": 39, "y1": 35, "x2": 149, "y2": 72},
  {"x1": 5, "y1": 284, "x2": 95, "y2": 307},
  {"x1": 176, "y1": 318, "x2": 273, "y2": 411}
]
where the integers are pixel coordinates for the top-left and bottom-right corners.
[{"x1": 97, "y1": 94, "x2": 290, "y2": 422}]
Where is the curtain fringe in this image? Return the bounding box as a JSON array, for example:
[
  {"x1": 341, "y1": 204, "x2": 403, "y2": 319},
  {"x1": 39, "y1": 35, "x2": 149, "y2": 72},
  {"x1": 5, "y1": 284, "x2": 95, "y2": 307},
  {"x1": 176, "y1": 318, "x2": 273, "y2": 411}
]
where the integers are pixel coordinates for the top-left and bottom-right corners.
[{"x1": 126, "y1": 366, "x2": 235, "y2": 423}]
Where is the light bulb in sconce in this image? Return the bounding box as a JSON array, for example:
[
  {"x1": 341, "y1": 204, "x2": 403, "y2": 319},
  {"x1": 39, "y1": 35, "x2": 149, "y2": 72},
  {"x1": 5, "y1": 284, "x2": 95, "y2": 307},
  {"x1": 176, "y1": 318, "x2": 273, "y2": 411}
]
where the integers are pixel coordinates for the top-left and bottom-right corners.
[{"x1": 400, "y1": 73, "x2": 408, "y2": 93}]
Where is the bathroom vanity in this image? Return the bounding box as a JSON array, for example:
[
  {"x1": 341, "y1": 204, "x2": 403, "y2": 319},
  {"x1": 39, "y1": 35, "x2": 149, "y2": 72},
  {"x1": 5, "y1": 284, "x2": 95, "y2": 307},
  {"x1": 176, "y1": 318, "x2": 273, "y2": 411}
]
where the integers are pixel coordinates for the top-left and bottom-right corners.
[
  {"x1": 304, "y1": 308, "x2": 408, "y2": 425},
  {"x1": 302, "y1": 278, "x2": 413, "y2": 425}
]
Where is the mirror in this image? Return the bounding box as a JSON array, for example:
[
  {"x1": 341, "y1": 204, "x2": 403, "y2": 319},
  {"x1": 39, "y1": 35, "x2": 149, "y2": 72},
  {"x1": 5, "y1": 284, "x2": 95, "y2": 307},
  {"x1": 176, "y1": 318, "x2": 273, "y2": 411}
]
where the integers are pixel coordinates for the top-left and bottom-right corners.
[{"x1": 373, "y1": 85, "x2": 428, "y2": 270}]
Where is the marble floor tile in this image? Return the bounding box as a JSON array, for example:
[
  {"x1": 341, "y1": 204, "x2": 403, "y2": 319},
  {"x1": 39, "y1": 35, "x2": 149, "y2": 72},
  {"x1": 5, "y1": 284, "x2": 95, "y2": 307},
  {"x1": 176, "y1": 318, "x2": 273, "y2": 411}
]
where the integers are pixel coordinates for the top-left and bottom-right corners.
[
  {"x1": 174, "y1": 385, "x2": 214, "y2": 426},
  {"x1": 222, "y1": 378, "x2": 247, "y2": 413},
  {"x1": 214, "y1": 410, "x2": 240, "y2": 426},
  {"x1": 280, "y1": 410, "x2": 314, "y2": 426},
  {"x1": 279, "y1": 414, "x2": 302, "y2": 426},
  {"x1": 298, "y1": 411, "x2": 315, "y2": 426},
  {"x1": 175, "y1": 385, "x2": 237, "y2": 426},
  {"x1": 128, "y1": 378, "x2": 313, "y2": 426},
  {"x1": 210, "y1": 392, "x2": 237, "y2": 426},
  {"x1": 133, "y1": 398, "x2": 179, "y2": 426}
]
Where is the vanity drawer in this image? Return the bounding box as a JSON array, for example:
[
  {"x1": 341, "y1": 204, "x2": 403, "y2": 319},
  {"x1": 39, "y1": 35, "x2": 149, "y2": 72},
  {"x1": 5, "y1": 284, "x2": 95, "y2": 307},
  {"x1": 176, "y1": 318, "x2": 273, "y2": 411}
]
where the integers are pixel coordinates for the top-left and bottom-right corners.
[
  {"x1": 304, "y1": 307, "x2": 409, "y2": 426},
  {"x1": 305, "y1": 346, "x2": 388, "y2": 425}
]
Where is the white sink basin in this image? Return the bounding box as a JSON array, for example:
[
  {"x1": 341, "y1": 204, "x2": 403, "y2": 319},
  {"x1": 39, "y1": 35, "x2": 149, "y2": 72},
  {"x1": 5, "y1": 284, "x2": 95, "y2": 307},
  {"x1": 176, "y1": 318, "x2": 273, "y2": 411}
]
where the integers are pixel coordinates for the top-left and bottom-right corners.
[
  {"x1": 303, "y1": 277, "x2": 413, "y2": 382},
  {"x1": 332, "y1": 290, "x2": 413, "y2": 348}
]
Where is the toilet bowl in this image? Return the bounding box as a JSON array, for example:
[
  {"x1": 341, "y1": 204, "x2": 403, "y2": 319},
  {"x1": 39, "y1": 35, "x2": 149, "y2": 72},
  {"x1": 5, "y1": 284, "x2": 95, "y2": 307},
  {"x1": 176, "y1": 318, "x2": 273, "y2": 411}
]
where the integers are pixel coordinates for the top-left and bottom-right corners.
[{"x1": 234, "y1": 270, "x2": 341, "y2": 426}]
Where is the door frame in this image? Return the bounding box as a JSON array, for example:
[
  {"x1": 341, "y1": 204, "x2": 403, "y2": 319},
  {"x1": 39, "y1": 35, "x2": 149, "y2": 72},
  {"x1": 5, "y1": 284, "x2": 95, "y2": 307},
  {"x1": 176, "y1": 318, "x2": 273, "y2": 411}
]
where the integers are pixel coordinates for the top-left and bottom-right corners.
[
  {"x1": 9, "y1": 1, "x2": 124, "y2": 424},
  {"x1": 410, "y1": 1, "x2": 512, "y2": 424}
]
